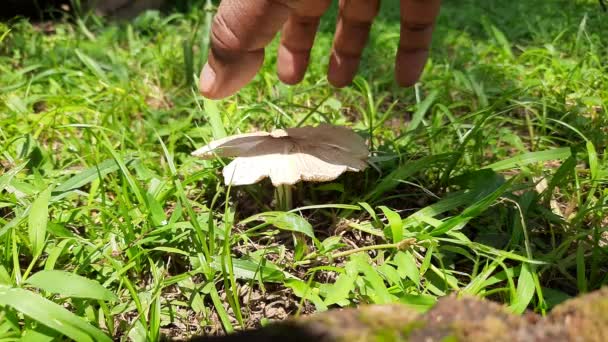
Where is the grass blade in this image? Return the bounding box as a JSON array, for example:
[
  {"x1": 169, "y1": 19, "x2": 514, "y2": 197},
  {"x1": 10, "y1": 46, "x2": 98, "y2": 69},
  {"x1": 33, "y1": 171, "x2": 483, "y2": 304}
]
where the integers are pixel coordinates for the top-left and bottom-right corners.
[
  {"x1": 430, "y1": 178, "x2": 514, "y2": 237},
  {"x1": 379, "y1": 206, "x2": 403, "y2": 243},
  {"x1": 286, "y1": 279, "x2": 328, "y2": 311},
  {"x1": 394, "y1": 251, "x2": 420, "y2": 285},
  {"x1": 352, "y1": 254, "x2": 394, "y2": 304},
  {"x1": 576, "y1": 243, "x2": 588, "y2": 293},
  {"x1": 509, "y1": 263, "x2": 535, "y2": 314},
  {"x1": 365, "y1": 154, "x2": 452, "y2": 202},
  {"x1": 209, "y1": 285, "x2": 233, "y2": 333},
  {"x1": 408, "y1": 91, "x2": 438, "y2": 132},
  {"x1": 28, "y1": 187, "x2": 52, "y2": 257},
  {"x1": 210, "y1": 257, "x2": 291, "y2": 283},
  {"x1": 203, "y1": 99, "x2": 227, "y2": 139},
  {"x1": 74, "y1": 49, "x2": 108, "y2": 82},
  {"x1": 486, "y1": 147, "x2": 571, "y2": 171}
]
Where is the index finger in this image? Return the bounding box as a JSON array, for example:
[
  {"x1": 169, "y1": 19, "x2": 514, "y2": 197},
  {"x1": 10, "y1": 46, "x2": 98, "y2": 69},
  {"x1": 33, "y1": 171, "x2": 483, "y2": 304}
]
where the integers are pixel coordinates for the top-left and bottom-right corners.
[
  {"x1": 200, "y1": 0, "x2": 299, "y2": 99},
  {"x1": 395, "y1": 0, "x2": 441, "y2": 87}
]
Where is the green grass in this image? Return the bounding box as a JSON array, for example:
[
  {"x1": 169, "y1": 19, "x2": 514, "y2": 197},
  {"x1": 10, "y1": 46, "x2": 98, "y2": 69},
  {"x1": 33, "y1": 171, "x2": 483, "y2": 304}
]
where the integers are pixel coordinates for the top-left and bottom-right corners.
[{"x1": 1, "y1": 0, "x2": 607, "y2": 340}]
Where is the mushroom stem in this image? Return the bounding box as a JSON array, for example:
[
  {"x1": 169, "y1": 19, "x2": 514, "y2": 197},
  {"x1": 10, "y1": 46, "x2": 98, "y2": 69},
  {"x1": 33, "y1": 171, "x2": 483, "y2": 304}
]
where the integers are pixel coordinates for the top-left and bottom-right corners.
[
  {"x1": 274, "y1": 184, "x2": 307, "y2": 256},
  {"x1": 275, "y1": 184, "x2": 293, "y2": 211}
]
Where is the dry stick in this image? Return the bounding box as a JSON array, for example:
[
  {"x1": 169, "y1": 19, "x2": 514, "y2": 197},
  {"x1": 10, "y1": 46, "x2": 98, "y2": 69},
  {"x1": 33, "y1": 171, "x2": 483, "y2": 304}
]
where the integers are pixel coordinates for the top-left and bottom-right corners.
[
  {"x1": 296, "y1": 239, "x2": 417, "y2": 266},
  {"x1": 330, "y1": 238, "x2": 417, "y2": 259}
]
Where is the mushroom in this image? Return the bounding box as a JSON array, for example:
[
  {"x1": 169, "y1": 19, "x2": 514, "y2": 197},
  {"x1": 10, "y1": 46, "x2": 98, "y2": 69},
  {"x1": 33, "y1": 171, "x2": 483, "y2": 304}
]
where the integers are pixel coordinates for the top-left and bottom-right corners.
[{"x1": 192, "y1": 123, "x2": 369, "y2": 209}]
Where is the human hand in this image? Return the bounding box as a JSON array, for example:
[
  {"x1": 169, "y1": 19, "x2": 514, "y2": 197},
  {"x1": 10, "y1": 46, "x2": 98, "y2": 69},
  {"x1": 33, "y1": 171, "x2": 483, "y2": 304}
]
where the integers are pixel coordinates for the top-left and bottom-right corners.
[{"x1": 199, "y1": 0, "x2": 441, "y2": 99}]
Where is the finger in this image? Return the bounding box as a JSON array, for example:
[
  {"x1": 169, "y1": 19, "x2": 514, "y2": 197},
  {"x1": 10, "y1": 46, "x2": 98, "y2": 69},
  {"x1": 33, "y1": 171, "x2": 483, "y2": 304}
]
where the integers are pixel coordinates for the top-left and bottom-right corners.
[
  {"x1": 328, "y1": 0, "x2": 380, "y2": 87},
  {"x1": 200, "y1": 0, "x2": 300, "y2": 99},
  {"x1": 395, "y1": 0, "x2": 441, "y2": 87},
  {"x1": 277, "y1": 0, "x2": 332, "y2": 85}
]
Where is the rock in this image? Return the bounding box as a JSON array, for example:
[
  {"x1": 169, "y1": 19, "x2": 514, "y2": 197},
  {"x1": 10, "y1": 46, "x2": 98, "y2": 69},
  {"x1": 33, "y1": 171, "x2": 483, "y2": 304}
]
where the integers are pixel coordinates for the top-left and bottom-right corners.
[{"x1": 183, "y1": 287, "x2": 608, "y2": 342}]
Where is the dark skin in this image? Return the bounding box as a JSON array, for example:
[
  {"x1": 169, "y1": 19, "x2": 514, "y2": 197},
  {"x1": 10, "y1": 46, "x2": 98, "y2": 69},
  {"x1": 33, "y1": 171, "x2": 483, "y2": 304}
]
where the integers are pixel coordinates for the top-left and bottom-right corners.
[{"x1": 199, "y1": 0, "x2": 442, "y2": 99}]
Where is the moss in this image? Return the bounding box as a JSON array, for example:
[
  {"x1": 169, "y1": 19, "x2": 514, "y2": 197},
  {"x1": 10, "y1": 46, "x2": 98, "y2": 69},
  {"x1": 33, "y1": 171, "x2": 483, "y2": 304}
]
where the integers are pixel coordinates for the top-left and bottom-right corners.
[
  {"x1": 295, "y1": 304, "x2": 421, "y2": 342},
  {"x1": 369, "y1": 329, "x2": 404, "y2": 342},
  {"x1": 440, "y1": 335, "x2": 460, "y2": 342},
  {"x1": 400, "y1": 321, "x2": 427, "y2": 338},
  {"x1": 365, "y1": 320, "x2": 426, "y2": 342},
  {"x1": 356, "y1": 304, "x2": 421, "y2": 330},
  {"x1": 450, "y1": 317, "x2": 512, "y2": 342},
  {"x1": 548, "y1": 287, "x2": 608, "y2": 342}
]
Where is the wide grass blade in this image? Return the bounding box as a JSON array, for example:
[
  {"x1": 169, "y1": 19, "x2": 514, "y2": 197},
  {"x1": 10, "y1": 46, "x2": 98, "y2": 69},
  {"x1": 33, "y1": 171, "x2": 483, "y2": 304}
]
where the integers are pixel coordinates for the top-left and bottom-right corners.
[
  {"x1": 53, "y1": 157, "x2": 134, "y2": 195},
  {"x1": 241, "y1": 212, "x2": 315, "y2": 239},
  {"x1": 0, "y1": 162, "x2": 27, "y2": 193},
  {"x1": 210, "y1": 257, "x2": 291, "y2": 283},
  {"x1": 351, "y1": 254, "x2": 394, "y2": 304},
  {"x1": 379, "y1": 206, "x2": 403, "y2": 243},
  {"x1": 74, "y1": 49, "x2": 108, "y2": 82},
  {"x1": 208, "y1": 285, "x2": 234, "y2": 333},
  {"x1": 286, "y1": 279, "x2": 328, "y2": 311},
  {"x1": 25, "y1": 270, "x2": 118, "y2": 302},
  {"x1": 28, "y1": 187, "x2": 52, "y2": 257},
  {"x1": 509, "y1": 263, "x2": 535, "y2": 314},
  {"x1": 0, "y1": 285, "x2": 111, "y2": 342},
  {"x1": 203, "y1": 99, "x2": 227, "y2": 139},
  {"x1": 486, "y1": 147, "x2": 571, "y2": 171},
  {"x1": 394, "y1": 251, "x2": 420, "y2": 285}
]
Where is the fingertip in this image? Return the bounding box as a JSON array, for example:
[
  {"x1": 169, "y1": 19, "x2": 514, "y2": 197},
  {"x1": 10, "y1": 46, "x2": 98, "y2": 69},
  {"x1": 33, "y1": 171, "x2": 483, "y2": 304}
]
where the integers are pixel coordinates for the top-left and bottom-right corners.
[
  {"x1": 395, "y1": 49, "x2": 429, "y2": 87},
  {"x1": 327, "y1": 76, "x2": 352, "y2": 88},
  {"x1": 199, "y1": 63, "x2": 218, "y2": 96},
  {"x1": 327, "y1": 53, "x2": 358, "y2": 88},
  {"x1": 395, "y1": 69, "x2": 418, "y2": 88},
  {"x1": 277, "y1": 45, "x2": 308, "y2": 85},
  {"x1": 199, "y1": 50, "x2": 265, "y2": 99}
]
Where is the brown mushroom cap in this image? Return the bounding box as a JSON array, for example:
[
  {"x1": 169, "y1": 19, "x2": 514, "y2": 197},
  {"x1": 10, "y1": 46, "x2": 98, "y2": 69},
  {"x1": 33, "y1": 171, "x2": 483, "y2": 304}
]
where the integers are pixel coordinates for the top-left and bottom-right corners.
[{"x1": 192, "y1": 124, "x2": 369, "y2": 186}]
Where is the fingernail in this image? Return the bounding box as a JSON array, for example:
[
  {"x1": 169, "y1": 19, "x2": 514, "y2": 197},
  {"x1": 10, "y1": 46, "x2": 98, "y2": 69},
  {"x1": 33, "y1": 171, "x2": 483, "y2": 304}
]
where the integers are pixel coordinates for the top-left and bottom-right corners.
[{"x1": 200, "y1": 63, "x2": 216, "y2": 94}]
